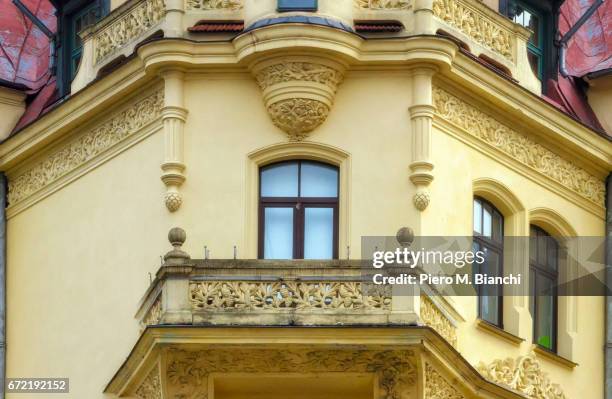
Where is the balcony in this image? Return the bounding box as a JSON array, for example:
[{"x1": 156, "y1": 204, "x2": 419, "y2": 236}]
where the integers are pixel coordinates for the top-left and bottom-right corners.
[
  {"x1": 136, "y1": 228, "x2": 458, "y2": 347},
  {"x1": 71, "y1": 0, "x2": 539, "y2": 94}
]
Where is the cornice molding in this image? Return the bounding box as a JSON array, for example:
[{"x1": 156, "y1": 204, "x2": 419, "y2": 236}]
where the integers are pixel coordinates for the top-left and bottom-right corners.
[
  {"x1": 433, "y1": 86, "x2": 606, "y2": 216},
  {"x1": 447, "y1": 55, "x2": 612, "y2": 172},
  {"x1": 6, "y1": 89, "x2": 164, "y2": 217}
]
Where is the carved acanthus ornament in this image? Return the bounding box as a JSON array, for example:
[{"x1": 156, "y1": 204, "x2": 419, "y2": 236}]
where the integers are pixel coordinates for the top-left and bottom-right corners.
[
  {"x1": 252, "y1": 59, "x2": 345, "y2": 141},
  {"x1": 190, "y1": 281, "x2": 392, "y2": 310},
  {"x1": 167, "y1": 347, "x2": 415, "y2": 399},
  {"x1": 142, "y1": 295, "x2": 163, "y2": 327},
  {"x1": 478, "y1": 352, "x2": 567, "y2": 399},
  {"x1": 420, "y1": 296, "x2": 457, "y2": 347},
  {"x1": 8, "y1": 90, "x2": 164, "y2": 207},
  {"x1": 432, "y1": 0, "x2": 513, "y2": 60},
  {"x1": 93, "y1": 0, "x2": 165, "y2": 64},
  {"x1": 355, "y1": 0, "x2": 411, "y2": 9},
  {"x1": 425, "y1": 363, "x2": 465, "y2": 399},
  {"x1": 135, "y1": 364, "x2": 162, "y2": 399},
  {"x1": 186, "y1": 0, "x2": 242, "y2": 11},
  {"x1": 433, "y1": 87, "x2": 605, "y2": 206}
]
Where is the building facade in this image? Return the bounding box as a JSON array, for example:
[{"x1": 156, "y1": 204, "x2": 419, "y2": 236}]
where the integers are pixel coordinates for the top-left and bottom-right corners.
[{"x1": 0, "y1": 0, "x2": 611, "y2": 398}]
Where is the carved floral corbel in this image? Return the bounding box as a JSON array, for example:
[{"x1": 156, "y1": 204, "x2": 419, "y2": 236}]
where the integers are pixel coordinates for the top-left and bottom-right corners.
[
  {"x1": 160, "y1": 69, "x2": 188, "y2": 212},
  {"x1": 251, "y1": 56, "x2": 346, "y2": 141}
]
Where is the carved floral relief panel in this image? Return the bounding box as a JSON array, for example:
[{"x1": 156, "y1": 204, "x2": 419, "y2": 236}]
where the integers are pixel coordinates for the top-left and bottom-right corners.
[
  {"x1": 433, "y1": 87, "x2": 605, "y2": 207},
  {"x1": 354, "y1": 0, "x2": 411, "y2": 10},
  {"x1": 186, "y1": 0, "x2": 243, "y2": 11},
  {"x1": 420, "y1": 296, "x2": 457, "y2": 347},
  {"x1": 424, "y1": 363, "x2": 465, "y2": 399},
  {"x1": 190, "y1": 281, "x2": 392, "y2": 311},
  {"x1": 478, "y1": 353, "x2": 567, "y2": 399},
  {"x1": 94, "y1": 0, "x2": 166, "y2": 64},
  {"x1": 432, "y1": 0, "x2": 514, "y2": 60},
  {"x1": 135, "y1": 364, "x2": 163, "y2": 399},
  {"x1": 166, "y1": 347, "x2": 416, "y2": 399}
]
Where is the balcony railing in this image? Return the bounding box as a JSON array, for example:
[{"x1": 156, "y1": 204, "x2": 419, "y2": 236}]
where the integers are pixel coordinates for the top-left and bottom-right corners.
[{"x1": 136, "y1": 228, "x2": 459, "y2": 348}]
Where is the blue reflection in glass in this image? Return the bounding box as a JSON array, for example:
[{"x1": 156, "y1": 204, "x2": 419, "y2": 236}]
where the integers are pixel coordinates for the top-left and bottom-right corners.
[
  {"x1": 300, "y1": 162, "x2": 338, "y2": 197},
  {"x1": 261, "y1": 162, "x2": 298, "y2": 197},
  {"x1": 264, "y1": 207, "x2": 294, "y2": 259},
  {"x1": 304, "y1": 207, "x2": 333, "y2": 259}
]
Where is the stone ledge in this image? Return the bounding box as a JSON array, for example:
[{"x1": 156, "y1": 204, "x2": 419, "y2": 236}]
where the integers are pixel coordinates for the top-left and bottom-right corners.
[{"x1": 476, "y1": 319, "x2": 524, "y2": 345}]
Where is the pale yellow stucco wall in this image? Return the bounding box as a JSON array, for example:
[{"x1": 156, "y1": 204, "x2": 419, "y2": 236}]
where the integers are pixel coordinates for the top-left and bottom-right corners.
[
  {"x1": 4, "y1": 71, "x2": 606, "y2": 398},
  {"x1": 588, "y1": 75, "x2": 612, "y2": 136}
]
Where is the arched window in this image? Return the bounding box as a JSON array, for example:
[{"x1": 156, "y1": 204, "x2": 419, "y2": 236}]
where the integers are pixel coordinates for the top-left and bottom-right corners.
[
  {"x1": 259, "y1": 160, "x2": 339, "y2": 259},
  {"x1": 473, "y1": 197, "x2": 504, "y2": 327},
  {"x1": 530, "y1": 225, "x2": 558, "y2": 352}
]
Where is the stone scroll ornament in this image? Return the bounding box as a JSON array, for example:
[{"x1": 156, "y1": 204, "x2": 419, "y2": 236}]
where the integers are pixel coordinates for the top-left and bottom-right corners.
[{"x1": 253, "y1": 58, "x2": 346, "y2": 141}]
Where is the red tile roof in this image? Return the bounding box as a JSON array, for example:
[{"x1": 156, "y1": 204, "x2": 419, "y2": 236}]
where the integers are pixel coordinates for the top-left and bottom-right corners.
[
  {"x1": 0, "y1": 0, "x2": 56, "y2": 91},
  {"x1": 559, "y1": 0, "x2": 612, "y2": 77},
  {"x1": 188, "y1": 21, "x2": 244, "y2": 33},
  {"x1": 354, "y1": 20, "x2": 404, "y2": 33}
]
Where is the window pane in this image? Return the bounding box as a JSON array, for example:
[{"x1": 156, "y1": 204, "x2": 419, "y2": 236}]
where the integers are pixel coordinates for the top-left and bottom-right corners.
[
  {"x1": 300, "y1": 162, "x2": 338, "y2": 197},
  {"x1": 529, "y1": 226, "x2": 537, "y2": 262},
  {"x1": 479, "y1": 246, "x2": 501, "y2": 325},
  {"x1": 480, "y1": 293, "x2": 499, "y2": 325},
  {"x1": 278, "y1": 0, "x2": 317, "y2": 11},
  {"x1": 536, "y1": 276, "x2": 555, "y2": 350},
  {"x1": 264, "y1": 207, "x2": 294, "y2": 259},
  {"x1": 473, "y1": 199, "x2": 482, "y2": 234},
  {"x1": 547, "y1": 237, "x2": 558, "y2": 271},
  {"x1": 527, "y1": 12, "x2": 540, "y2": 46},
  {"x1": 482, "y1": 205, "x2": 492, "y2": 238},
  {"x1": 492, "y1": 211, "x2": 503, "y2": 243},
  {"x1": 538, "y1": 232, "x2": 547, "y2": 266},
  {"x1": 304, "y1": 207, "x2": 334, "y2": 259},
  {"x1": 261, "y1": 162, "x2": 298, "y2": 197}
]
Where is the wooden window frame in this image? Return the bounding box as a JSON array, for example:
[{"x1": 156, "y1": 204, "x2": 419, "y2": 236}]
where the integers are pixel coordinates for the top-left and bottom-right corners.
[
  {"x1": 500, "y1": 0, "x2": 560, "y2": 91},
  {"x1": 530, "y1": 225, "x2": 559, "y2": 353},
  {"x1": 56, "y1": 0, "x2": 110, "y2": 96},
  {"x1": 473, "y1": 196, "x2": 504, "y2": 328},
  {"x1": 258, "y1": 160, "x2": 339, "y2": 259}
]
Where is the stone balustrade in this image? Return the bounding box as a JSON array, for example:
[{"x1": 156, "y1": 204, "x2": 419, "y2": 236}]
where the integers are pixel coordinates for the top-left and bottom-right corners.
[
  {"x1": 136, "y1": 228, "x2": 459, "y2": 348},
  {"x1": 70, "y1": 0, "x2": 538, "y2": 94}
]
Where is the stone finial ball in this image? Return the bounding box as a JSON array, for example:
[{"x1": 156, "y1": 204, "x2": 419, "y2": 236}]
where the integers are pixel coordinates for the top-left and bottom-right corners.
[
  {"x1": 168, "y1": 227, "x2": 186, "y2": 247},
  {"x1": 396, "y1": 227, "x2": 414, "y2": 247}
]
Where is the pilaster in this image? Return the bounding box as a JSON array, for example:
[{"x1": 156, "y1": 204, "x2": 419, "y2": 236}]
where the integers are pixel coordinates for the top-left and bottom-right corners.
[
  {"x1": 409, "y1": 66, "x2": 437, "y2": 211},
  {"x1": 160, "y1": 69, "x2": 188, "y2": 212}
]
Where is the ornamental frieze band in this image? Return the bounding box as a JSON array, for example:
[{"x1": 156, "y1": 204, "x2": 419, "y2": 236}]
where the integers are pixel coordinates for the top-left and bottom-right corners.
[
  {"x1": 8, "y1": 90, "x2": 164, "y2": 207},
  {"x1": 433, "y1": 87, "x2": 605, "y2": 207}
]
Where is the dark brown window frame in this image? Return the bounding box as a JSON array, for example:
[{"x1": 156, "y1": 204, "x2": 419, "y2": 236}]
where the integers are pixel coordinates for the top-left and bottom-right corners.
[
  {"x1": 529, "y1": 225, "x2": 559, "y2": 353},
  {"x1": 473, "y1": 196, "x2": 504, "y2": 328},
  {"x1": 258, "y1": 160, "x2": 339, "y2": 259}
]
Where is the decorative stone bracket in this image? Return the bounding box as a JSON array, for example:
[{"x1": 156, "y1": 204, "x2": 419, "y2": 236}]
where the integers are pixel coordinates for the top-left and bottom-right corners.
[{"x1": 251, "y1": 56, "x2": 346, "y2": 141}]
